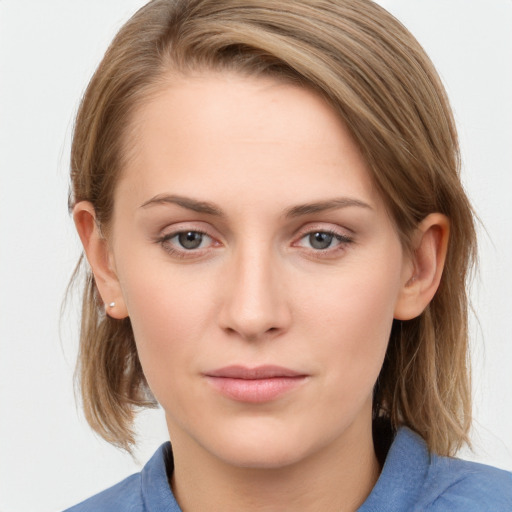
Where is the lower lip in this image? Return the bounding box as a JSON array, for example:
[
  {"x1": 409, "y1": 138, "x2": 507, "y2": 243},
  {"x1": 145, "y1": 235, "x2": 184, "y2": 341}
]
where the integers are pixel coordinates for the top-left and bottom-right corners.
[{"x1": 205, "y1": 376, "x2": 307, "y2": 403}]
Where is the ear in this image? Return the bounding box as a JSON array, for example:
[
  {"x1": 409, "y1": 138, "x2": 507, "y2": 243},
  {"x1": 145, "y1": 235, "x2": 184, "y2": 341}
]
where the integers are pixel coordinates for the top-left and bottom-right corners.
[
  {"x1": 394, "y1": 213, "x2": 449, "y2": 320},
  {"x1": 73, "y1": 201, "x2": 128, "y2": 319}
]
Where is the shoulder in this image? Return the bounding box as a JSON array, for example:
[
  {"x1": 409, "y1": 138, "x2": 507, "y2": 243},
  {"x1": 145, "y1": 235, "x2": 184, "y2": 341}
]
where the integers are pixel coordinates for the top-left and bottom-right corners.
[
  {"x1": 63, "y1": 473, "x2": 142, "y2": 512},
  {"x1": 422, "y1": 453, "x2": 512, "y2": 511},
  {"x1": 63, "y1": 442, "x2": 178, "y2": 512},
  {"x1": 360, "y1": 427, "x2": 512, "y2": 512}
]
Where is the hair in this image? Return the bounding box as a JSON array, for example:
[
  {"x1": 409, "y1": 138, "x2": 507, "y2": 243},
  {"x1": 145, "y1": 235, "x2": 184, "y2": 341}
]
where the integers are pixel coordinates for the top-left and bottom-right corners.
[{"x1": 69, "y1": 0, "x2": 477, "y2": 454}]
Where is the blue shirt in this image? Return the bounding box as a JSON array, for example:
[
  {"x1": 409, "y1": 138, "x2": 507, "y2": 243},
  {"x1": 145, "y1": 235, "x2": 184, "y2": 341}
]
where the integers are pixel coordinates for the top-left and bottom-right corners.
[{"x1": 64, "y1": 427, "x2": 512, "y2": 511}]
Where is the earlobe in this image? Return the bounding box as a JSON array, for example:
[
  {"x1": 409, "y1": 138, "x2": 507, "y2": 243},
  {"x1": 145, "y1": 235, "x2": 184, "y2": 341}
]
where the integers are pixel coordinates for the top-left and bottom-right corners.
[
  {"x1": 394, "y1": 213, "x2": 450, "y2": 320},
  {"x1": 73, "y1": 201, "x2": 128, "y2": 319}
]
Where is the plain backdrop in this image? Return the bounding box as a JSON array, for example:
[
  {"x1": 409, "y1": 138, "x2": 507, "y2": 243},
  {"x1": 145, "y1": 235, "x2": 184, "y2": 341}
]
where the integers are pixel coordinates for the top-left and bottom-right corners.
[{"x1": 0, "y1": 1, "x2": 511, "y2": 511}]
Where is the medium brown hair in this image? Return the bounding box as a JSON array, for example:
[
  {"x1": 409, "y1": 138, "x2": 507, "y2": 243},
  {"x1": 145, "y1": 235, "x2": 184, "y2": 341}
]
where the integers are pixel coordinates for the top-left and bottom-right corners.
[{"x1": 69, "y1": 0, "x2": 476, "y2": 454}]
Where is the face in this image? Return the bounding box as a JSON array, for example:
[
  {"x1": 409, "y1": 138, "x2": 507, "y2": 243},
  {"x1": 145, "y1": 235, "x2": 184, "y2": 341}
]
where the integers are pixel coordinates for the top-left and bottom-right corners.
[{"x1": 107, "y1": 72, "x2": 409, "y2": 469}]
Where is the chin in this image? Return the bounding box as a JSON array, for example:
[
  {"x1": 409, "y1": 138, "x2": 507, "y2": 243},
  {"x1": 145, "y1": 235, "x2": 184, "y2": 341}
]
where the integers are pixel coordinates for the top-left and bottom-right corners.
[
  {"x1": 196, "y1": 417, "x2": 339, "y2": 471},
  {"x1": 214, "y1": 439, "x2": 308, "y2": 470}
]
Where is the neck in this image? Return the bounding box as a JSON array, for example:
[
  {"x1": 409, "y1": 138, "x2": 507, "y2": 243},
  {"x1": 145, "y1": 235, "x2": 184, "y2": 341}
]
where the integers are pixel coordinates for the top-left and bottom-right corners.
[{"x1": 168, "y1": 416, "x2": 380, "y2": 512}]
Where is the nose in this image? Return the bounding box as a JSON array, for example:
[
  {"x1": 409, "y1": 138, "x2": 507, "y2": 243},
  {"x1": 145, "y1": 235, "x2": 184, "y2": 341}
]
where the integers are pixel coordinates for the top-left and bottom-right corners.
[{"x1": 218, "y1": 244, "x2": 291, "y2": 342}]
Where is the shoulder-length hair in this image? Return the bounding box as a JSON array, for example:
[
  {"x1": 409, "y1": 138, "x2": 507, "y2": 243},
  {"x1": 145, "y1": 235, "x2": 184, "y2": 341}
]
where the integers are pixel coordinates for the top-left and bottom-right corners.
[{"x1": 69, "y1": 0, "x2": 476, "y2": 454}]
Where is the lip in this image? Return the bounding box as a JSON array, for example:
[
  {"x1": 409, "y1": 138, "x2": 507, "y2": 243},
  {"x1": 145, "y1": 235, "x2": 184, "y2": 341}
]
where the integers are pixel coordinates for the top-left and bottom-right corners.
[{"x1": 204, "y1": 365, "x2": 308, "y2": 403}]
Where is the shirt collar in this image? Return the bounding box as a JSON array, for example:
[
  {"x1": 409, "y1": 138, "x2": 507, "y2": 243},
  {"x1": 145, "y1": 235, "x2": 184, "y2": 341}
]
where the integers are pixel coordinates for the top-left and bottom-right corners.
[{"x1": 358, "y1": 427, "x2": 430, "y2": 511}]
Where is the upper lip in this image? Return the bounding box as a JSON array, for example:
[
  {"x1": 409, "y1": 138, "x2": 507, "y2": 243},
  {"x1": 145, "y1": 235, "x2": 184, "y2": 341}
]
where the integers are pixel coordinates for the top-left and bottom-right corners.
[{"x1": 205, "y1": 365, "x2": 306, "y2": 379}]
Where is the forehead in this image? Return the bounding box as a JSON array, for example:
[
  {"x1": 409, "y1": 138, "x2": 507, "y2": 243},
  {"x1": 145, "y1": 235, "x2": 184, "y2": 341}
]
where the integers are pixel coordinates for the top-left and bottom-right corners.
[{"x1": 116, "y1": 71, "x2": 382, "y2": 214}]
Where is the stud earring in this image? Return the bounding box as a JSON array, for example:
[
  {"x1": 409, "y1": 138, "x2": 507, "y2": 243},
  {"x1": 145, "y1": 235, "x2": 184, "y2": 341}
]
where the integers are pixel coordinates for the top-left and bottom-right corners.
[{"x1": 108, "y1": 302, "x2": 116, "y2": 308}]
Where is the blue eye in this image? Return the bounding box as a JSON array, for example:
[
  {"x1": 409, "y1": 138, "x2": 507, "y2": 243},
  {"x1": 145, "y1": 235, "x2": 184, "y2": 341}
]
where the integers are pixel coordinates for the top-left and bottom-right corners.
[
  {"x1": 308, "y1": 232, "x2": 336, "y2": 250},
  {"x1": 297, "y1": 230, "x2": 353, "y2": 252},
  {"x1": 176, "y1": 231, "x2": 205, "y2": 249},
  {"x1": 159, "y1": 230, "x2": 212, "y2": 254}
]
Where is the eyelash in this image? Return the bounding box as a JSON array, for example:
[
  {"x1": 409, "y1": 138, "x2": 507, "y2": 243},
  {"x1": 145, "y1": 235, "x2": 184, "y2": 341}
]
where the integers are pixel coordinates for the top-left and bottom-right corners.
[
  {"x1": 294, "y1": 229, "x2": 354, "y2": 257},
  {"x1": 156, "y1": 229, "x2": 213, "y2": 259},
  {"x1": 156, "y1": 227, "x2": 354, "y2": 259}
]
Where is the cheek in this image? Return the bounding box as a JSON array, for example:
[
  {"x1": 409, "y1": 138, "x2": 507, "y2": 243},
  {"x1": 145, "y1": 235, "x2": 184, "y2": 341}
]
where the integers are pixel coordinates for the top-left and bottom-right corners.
[
  {"x1": 298, "y1": 249, "x2": 402, "y2": 389},
  {"x1": 116, "y1": 258, "x2": 216, "y2": 394}
]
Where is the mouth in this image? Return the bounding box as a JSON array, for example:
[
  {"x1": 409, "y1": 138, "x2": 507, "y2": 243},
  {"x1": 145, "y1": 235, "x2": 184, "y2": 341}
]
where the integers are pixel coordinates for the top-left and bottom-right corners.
[{"x1": 203, "y1": 365, "x2": 308, "y2": 403}]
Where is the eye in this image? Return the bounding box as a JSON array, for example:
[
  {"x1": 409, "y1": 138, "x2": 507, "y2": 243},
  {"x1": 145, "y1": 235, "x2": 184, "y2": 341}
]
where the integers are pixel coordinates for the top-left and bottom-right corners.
[
  {"x1": 176, "y1": 231, "x2": 207, "y2": 250},
  {"x1": 307, "y1": 232, "x2": 337, "y2": 250},
  {"x1": 295, "y1": 229, "x2": 353, "y2": 252},
  {"x1": 158, "y1": 229, "x2": 215, "y2": 255}
]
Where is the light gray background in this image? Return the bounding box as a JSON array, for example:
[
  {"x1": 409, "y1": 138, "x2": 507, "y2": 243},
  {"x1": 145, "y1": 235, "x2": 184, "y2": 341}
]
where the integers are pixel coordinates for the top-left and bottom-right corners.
[{"x1": 0, "y1": 1, "x2": 511, "y2": 511}]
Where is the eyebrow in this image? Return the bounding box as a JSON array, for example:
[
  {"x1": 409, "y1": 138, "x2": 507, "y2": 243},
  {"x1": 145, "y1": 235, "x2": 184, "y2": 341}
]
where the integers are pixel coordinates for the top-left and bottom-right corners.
[
  {"x1": 140, "y1": 194, "x2": 224, "y2": 216},
  {"x1": 139, "y1": 194, "x2": 372, "y2": 217},
  {"x1": 284, "y1": 197, "x2": 373, "y2": 217}
]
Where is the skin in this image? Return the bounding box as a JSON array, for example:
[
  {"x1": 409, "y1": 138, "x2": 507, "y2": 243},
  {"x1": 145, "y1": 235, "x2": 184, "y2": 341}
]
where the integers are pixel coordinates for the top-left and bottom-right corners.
[{"x1": 74, "y1": 72, "x2": 449, "y2": 511}]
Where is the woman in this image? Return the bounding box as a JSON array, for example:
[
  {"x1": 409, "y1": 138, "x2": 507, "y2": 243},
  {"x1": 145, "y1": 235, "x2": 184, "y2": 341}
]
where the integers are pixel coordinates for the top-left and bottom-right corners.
[{"x1": 65, "y1": 0, "x2": 512, "y2": 510}]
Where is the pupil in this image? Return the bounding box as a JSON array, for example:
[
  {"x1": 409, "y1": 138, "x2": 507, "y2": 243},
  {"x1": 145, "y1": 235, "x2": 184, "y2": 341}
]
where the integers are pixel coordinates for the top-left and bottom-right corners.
[
  {"x1": 310, "y1": 232, "x2": 333, "y2": 250},
  {"x1": 179, "y1": 231, "x2": 202, "y2": 249}
]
